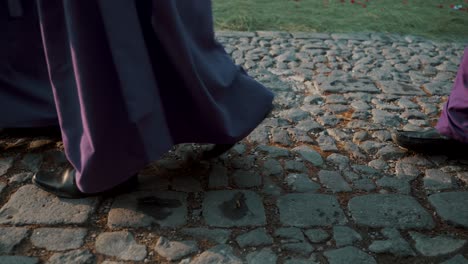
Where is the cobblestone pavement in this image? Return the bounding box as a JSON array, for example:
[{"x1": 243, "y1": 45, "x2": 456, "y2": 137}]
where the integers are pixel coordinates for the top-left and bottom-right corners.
[{"x1": 1, "y1": 31, "x2": 468, "y2": 264}]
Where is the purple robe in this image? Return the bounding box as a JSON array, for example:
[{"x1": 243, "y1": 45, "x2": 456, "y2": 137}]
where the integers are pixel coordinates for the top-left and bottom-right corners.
[
  {"x1": 436, "y1": 48, "x2": 468, "y2": 143},
  {"x1": 1, "y1": 1, "x2": 274, "y2": 193}
]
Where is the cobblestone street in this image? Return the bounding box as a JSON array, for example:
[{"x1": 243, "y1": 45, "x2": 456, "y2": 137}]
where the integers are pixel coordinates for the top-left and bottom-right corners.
[{"x1": 0, "y1": 31, "x2": 467, "y2": 264}]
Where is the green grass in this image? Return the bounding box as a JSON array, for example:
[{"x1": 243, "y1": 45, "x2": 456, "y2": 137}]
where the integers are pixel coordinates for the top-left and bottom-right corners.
[{"x1": 212, "y1": 0, "x2": 468, "y2": 41}]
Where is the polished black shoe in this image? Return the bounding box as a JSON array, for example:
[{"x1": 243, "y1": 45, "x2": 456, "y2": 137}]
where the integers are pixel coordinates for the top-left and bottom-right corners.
[
  {"x1": 392, "y1": 128, "x2": 466, "y2": 156},
  {"x1": 32, "y1": 167, "x2": 138, "y2": 199}
]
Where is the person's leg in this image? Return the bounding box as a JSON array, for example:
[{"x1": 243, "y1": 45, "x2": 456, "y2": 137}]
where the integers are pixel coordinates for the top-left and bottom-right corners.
[
  {"x1": 392, "y1": 47, "x2": 468, "y2": 154},
  {"x1": 34, "y1": 0, "x2": 273, "y2": 197}
]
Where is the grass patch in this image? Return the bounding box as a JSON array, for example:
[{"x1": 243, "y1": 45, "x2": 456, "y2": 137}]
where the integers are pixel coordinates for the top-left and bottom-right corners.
[{"x1": 212, "y1": 0, "x2": 468, "y2": 41}]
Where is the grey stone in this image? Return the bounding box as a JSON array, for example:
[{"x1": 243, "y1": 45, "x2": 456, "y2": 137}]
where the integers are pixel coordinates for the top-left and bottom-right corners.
[
  {"x1": 216, "y1": 31, "x2": 256, "y2": 38},
  {"x1": 326, "y1": 154, "x2": 349, "y2": 170},
  {"x1": 275, "y1": 227, "x2": 305, "y2": 243},
  {"x1": 248, "y1": 126, "x2": 270, "y2": 144},
  {"x1": 292, "y1": 32, "x2": 330, "y2": 39},
  {"x1": 368, "y1": 228, "x2": 415, "y2": 256},
  {"x1": 401, "y1": 109, "x2": 427, "y2": 120},
  {"x1": 236, "y1": 228, "x2": 273, "y2": 247},
  {"x1": 0, "y1": 157, "x2": 14, "y2": 176},
  {"x1": 0, "y1": 185, "x2": 97, "y2": 225},
  {"x1": 410, "y1": 232, "x2": 466, "y2": 257},
  {"x1": 395, "y1": 161, "x2": 421, "y2": 178},
  {"x1": 181, "y1": 228, "x2": 231, "y2": 244},
  {"x1": 317, "y1": 135, "x2": 338, "y2": 152},
  {"x1": 288, "y1": 128, "x2": 314, "y2": 143},
  {"x1": 442, "y1": 255, "x2": 468, "y2": 264},
  {"x1": 353, "y1": 179, "x2": 376, "y2": 191},
  {"x1": 262, "y1": 176, "x2": 282, "y2": 196},
  {"x1": 317, "y1": 114, "x2": 341, "y2": 127},
  {"x1": 282, "y1": 242, "x2": 314, "y2": 256},
  {"x1": 303, "y1": 94, "x2": 325, "y2": 105},
  {"x1": 423, "y1": 81, "x2": 452, "y2": 95},
  {"x1": 376, "y1": 176, "x2": 411, "y2": 194},
  {"x1": 232, "y1": 170, "x2": 262, "y2": 188},
  {"x1": 372, "y1": 130, "x2": 392, "y2": 142},
  {"x1": 368, "y1": 159, "x2": 389, "y2": 171},
  {"x1": 378, "y1": 81, "x2": 425, "y2": 95},
  {"x1": 457, "y1": 172, "x2": 468, "y2": 185},
  {"x1": 262, "y1": 159, "x2": 283, "y2": 177},
  {"x1": 324, "y1": 104, "x2": 349, "y2": 114},
  {"x1": 0, "y1": 256, "x2": 39, "y2": 264},
  {"x1": 304, "y1": 229, "x2": 330, "y2": 243},
  {"x1": 95, "y1": 231, "x2": 147, "y2": 261},
  {"x1": 277, "y1": 193, "x2": 347, "y2": 227},
  {"x1": 256, "y1": 145, "x2": 291, "y2": 158},
  {"x1": 353, "y1": 131, "x2": 370, "y2": 143},
  {"x1": 376, "y1": 145, "x2": 406, "y2": 160},
  {"x1": 31, "y1": 228, "x2": 87, "y2": 251},
  {"x1": 28, "y1": 139, "x2": 54, "y2": 149},
  {"x1": 296, "y1": 120, "x2": 324, "y2": 133},
  {"x1": 314, "y1": 78, "x2": 379, "y2": 93},
  {"x1": 351, "y1": 101, "x2": 371, "y2": 111},
  {"x1": 230, "y1": 156, "x2": 256, "y2": 170},
  {"x1": 107, "y1": 191, "x2": 187, "y2": 228},
  {"x1": 424, "y1": 169, "x2": 455, "y2": 191},
  {"x1": 372, "y1": 109, "x2": 401, "y2": 127},
  {"x1": 48, "y1": 249, "x2": 95, "y2": 264},
  {"x1": 284, "y1": 258, "x2": 318, "y2": 264},
  {"x1": 318, "y1": 170, "x2": 352, "y2": 193},
  {"x1": 333, "y1": 226, "x2": 362, "y2": 247},
  {"x1": 8, "y1": 172, "x2": 33, "y2": 184},
  {"x1": 203, "y1": 190, "x2": 266, "y2": 227},
  {"x1": 0, "y1": 182, "x2": 5, "y2": 194},
  {"x1": 230, "y1": 143, "x2": 247, "y2": 155},
  {"x1": 359, "y1": 141, "x2": 386, "y2": 155},
  {"x1": 343, "y1": 142, "x2": 366, "y2": 160},
  {"x1": 331, "y1": 33, "x2": 370, "y2": 40},
  {"x1": 0, "y1": 227, "x2": 28, "y2": 254},
  {"x1": 285, "y1": 173, "x2": 320, "y2": 193},
  {"x1": 246, "y1": 248, "x2": 277, "y2": 264},
  {"x1": 279, "y1": 109, "x2": 310, "y2": 122},
  {"x1": 271, "y1": 128, "x2": 292, "y2": 146},
  {"x1": 191, "y1": 245, "x2": 242, "y2": 264},
  {"x1": 285, "y1": 160, "x2": 308, "y2": 173},
  {"x1": 348, "y1": 194, "x2": 434, "y2": 229},
  {"x1": 352, "y1": 165, "x2": 379, "y2": 177},
  {"x1": 209, "y1": 164, "x2": 229, "y2": 188},
  {"x1": 326, "y1": 94, "x2": 347, "y2": 104},
  {"x1": 429, "y1": 192, "x2": 468, "y2": 228},
  {"x1": 292, "y1": 145, "x2": 324, "y2": 166},
  {"x1": 154, "y1": 237, "x2": 198, "y2": 261},
  {"x1": 324, "y1": 246, "x2": 376, "y2": 264},
  {"x1": 20, "y1": 153, "x2": 42, "y2": 172}
]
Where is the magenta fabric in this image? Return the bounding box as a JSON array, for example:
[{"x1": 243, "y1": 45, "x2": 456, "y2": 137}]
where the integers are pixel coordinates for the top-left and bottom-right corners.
[
  {"x1": 436, "y1": 48, "x2": 468, "y2": 143},
  {"x1": 1, "y1": 1, "x2": 274, "y2": 193}
]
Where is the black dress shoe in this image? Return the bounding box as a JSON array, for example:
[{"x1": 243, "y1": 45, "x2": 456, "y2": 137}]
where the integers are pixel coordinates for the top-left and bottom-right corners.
[
  {"x1": 32, "y1": 167, "x2": 138, "y2": 199},
  {"x1": 392, "y1": 128, "x2": 467, "y2": 156}
]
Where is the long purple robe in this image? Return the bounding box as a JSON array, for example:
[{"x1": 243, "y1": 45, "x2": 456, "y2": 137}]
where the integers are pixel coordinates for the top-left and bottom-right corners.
[
  {"x1": 436, "y1": 48, "x2": 468, "y2": 143},
  {"x1": 1, "y1": 1, "x2": 274, "y2": 193}
]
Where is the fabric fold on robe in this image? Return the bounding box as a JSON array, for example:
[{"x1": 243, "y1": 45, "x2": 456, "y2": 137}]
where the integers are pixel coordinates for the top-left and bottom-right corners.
[
  {"x1": 436, "y1": 47, "x2": 468, "y2": 143},
  {"x1": 1, "y1": 0, "x2": 274, "y2": 193}
]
